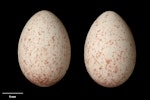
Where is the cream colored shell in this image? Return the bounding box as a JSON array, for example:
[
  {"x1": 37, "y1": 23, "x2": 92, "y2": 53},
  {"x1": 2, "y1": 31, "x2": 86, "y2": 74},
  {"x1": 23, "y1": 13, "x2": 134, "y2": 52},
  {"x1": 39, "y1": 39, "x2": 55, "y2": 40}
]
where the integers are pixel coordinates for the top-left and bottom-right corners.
[
  {"x1": 18, "y1": 10, "x2": 71, "y2": 87},
  {"x1": 84, "y1": 11, "x2": 136, "y2": 87}
]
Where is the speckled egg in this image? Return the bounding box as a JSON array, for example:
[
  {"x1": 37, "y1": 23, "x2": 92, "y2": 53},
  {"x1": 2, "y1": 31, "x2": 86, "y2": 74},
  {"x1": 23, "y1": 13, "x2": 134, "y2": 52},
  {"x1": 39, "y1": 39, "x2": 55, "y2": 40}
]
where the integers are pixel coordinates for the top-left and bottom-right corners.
[
  {"x1": 84, "y1": 11, "x2": 136, "y2": 88},
  {"x1": 18, "y1": 10, "x2": 71, "y2": 87}
]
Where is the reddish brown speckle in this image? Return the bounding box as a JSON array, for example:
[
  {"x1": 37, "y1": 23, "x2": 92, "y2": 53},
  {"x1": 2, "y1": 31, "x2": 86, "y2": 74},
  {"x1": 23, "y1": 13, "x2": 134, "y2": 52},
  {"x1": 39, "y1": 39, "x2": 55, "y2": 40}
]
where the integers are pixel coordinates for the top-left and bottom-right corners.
[
  {"x1": 44, "y1": 60, "x2": 49, "y2": 65},
  {"x1": 107, "y1": 72, "x2": 110, "y2": 77},
  {"x1": 93, "y1": 68, "x2": 96, "y2": 72},
  {"x1": 48, "y1": 43, "x2": 50, "y2": 46},
  {"x1": 130, "y1": 43, "x2": 132, "y2": 47},
  {"x1": 116, "y1": 58, "x2": 119, "y2": 61},
  {"x1": 23, "y1": 60, "x2": 27, "y2": 65},
  {"x1": 86, "y1": 58, "x2": 89, "y2": 64},
  {"x1": 105, "y1": 13, "x2": 108, "y2": 17},
  {"x1": 53, "y1": 54, "x2": 56, "y2": 56},
  {"x1": 98, "y1": 75, "x2": 102, "y2": 79},
  {"x1": 24, "y1": 37, "x2": 27, "y2": 41},
  {"x1": 28, "y1": 38, "x2": 31, "y2": 41},
  {"x1": 109, "y1": 40, "x2": 114, "y2": 45},
  {"x1": 114, "y1": 24, "x2": 120, "y2": 28},
  {"x1": 96, "y1": 51, "x2": 102, "y2": 58},
  {"x1": 53, "y1": 60, "x2": 56, "y2": 64},
  {"x1": 106, "y1": 59, "x2": 111, "y2": 64},
  {"x1": 52, "y1": 36, "x2": 55, "y2": 42},
  {"x1": 99, "y1": 67, "x2": 102, "y2": 70},
  {"x1": 41, "y1": 30, "x2": 45, "y2": 33},
  {"x1": 38, "y1": 32, "x2": 41, "y2": 35},
  {"x1": 28, "y1": 28, "x2": 30, "y2": 31},
  {"x1": 114, "y1": 66, "x2": 118, "y2": 73},
  {"x1": 95, "y1": 21, "x2": 98, "y2": 26},
  {"x1": 97, "y1": 30, "x2": 100, "y2": 32}
]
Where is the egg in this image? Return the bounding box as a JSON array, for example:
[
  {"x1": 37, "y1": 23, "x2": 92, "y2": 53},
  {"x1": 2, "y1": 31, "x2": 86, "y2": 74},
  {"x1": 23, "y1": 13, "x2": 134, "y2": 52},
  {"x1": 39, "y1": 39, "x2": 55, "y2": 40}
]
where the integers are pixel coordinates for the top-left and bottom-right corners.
[
  {"x1": 84, "y1": 11, "x2": 136, "y2": 88},
  {"x1": 18, "y1": 10, "x2": 71, "y2": 87}
]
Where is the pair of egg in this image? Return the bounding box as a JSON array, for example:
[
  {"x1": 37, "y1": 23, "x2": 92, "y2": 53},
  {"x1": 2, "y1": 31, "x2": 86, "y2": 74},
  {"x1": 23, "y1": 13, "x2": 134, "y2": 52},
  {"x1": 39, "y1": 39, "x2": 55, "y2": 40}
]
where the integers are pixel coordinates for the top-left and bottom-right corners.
[{"x1": 18, "y1": 10, "x2": 136, "y2": 88}]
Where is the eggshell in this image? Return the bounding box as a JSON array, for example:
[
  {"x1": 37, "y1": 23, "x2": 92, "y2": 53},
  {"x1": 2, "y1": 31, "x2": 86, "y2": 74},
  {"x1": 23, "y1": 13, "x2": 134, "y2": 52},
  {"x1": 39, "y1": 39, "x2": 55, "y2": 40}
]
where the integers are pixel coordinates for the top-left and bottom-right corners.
[
  {"x1": 18, "y1": 10, "x2": 71, "y2": 87},
  {"x1": 84, "y1": 11, "x2": 136, "y2": 88}
]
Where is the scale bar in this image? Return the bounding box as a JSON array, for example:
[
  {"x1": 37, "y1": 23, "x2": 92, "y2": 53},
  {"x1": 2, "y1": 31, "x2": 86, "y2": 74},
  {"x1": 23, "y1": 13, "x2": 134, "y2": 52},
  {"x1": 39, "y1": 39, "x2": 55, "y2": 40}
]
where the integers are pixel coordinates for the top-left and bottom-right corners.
[{"x1": 2, "y1": 92, "x2": 23, "y2": 94}]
